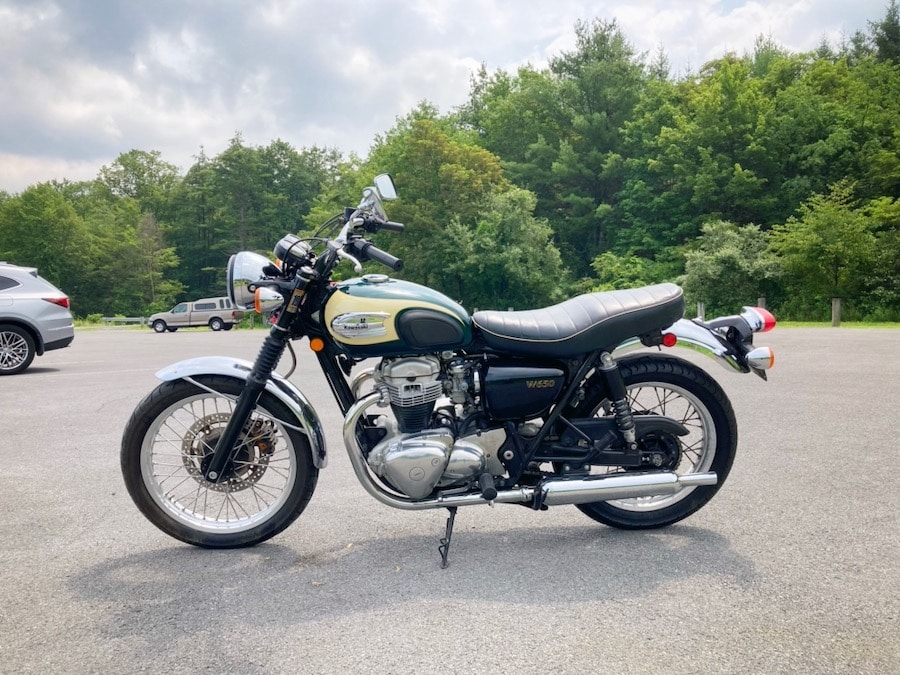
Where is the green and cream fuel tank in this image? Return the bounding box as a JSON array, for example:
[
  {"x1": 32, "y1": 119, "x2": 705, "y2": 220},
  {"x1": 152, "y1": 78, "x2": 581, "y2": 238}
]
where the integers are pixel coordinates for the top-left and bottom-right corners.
[{"x1": 323, "y1": 274, "x2": 472, "y2": 357}]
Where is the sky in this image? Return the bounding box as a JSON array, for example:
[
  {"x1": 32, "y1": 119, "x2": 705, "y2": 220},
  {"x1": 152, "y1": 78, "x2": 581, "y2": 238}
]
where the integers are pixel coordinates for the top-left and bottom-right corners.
[{"x1": 0, "y1": 0, "x2": 890, "y2": 193}]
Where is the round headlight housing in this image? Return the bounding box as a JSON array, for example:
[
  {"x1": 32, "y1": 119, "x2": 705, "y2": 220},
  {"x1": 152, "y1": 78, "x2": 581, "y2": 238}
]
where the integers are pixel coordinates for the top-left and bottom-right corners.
[{"x1": 227, "y1": 251, "x2": 273, "y2": 308}]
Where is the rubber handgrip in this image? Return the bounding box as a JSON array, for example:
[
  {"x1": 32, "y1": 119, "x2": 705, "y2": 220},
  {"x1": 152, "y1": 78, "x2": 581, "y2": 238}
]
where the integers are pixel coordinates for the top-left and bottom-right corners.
[{"x1": 349, "y1": 240, "x2": 404, "y2": 271}]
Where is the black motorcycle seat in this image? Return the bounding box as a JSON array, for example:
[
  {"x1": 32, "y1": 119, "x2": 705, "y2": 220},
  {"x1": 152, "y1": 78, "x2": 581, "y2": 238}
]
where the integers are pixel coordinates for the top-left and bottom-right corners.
[{"x1": 472, "y1": 283, "x2": 684, "y2": 357}]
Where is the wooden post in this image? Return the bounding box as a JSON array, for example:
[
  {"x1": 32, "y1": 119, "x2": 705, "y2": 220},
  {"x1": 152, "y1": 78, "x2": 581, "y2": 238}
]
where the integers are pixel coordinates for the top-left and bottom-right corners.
[
  {"x1": 831, "y1": 298, "x2": 842, "y2": 327},
  {"x1": 696, "y1": 302, "x2": 705, "y2": 321},
  {"x1": 757, "y1": 296, "x2": 766, "y2": 309}
]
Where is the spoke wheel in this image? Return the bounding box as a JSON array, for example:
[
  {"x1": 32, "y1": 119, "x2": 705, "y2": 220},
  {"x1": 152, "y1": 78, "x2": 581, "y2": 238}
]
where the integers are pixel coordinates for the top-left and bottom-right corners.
[
  {"x1": 570, "y1": 354, "x2": 737, "y2": 529},
  {"x1": 121, "y1": 376, "x2": 318, "y2": 547}
]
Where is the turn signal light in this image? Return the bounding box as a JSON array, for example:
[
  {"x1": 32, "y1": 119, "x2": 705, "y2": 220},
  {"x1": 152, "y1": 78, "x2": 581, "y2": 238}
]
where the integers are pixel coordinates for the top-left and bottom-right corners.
[
  {"x1": 746, "y1": 346, "x2": 775, "y2": 370},
  {"x1": 254, "y1": 287, "x2": 283, "y2": 314}
]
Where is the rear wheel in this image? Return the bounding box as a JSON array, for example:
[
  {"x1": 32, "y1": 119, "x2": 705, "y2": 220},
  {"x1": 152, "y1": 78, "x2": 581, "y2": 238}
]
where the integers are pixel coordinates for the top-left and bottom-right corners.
[
  {"x1": 0, "y1": 324, "x2": 36, "y2": 375},
  {"x1": 570, "y1": 354, "x2": 737, "y2": 529},
  {"x1": 121, "y1": 376, "x2": 319, "y2": 547},
  {"x1": 209, "y1": 317, "x2": 224, "y2": 331}
]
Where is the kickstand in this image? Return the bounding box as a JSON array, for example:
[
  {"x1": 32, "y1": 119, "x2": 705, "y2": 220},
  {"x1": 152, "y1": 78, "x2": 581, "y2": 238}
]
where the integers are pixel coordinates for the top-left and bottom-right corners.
[{"x1": 438, "y1": 507, "x2": 458, "y2": 569}]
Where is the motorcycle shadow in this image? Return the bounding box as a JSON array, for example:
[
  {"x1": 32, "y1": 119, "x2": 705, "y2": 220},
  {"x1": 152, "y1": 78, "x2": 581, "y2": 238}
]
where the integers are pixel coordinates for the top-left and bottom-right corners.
[{"x1": 69, "y1": 521, "x2": 756, "y2": 641}]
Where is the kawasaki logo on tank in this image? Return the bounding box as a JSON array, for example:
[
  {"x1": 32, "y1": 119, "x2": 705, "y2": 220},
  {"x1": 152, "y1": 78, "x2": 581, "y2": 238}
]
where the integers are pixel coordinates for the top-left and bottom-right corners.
[{"x1": 331, "y1": 312, "x2": 391, "y2": 339}]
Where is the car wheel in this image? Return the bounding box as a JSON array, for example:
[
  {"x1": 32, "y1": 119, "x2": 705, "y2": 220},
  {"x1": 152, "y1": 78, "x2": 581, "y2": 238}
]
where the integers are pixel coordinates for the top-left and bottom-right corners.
[
  {"x1": 0, "y1": 323, "x2": 37, "y2": 375},
  {"x1": 152, "y1": 320, "x2": 167, "y2": 333},
  {"x1": 209, "y1": 317, "x2": 224, "y2": 331}
]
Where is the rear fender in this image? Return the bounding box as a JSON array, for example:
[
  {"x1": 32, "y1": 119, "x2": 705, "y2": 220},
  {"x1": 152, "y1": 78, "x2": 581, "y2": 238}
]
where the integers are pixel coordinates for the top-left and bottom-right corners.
[
  {"x1": 613, "y1": 318, "x2": 746, "y2": 373},
  {"x1": 155, "y1": 356, "x2": 327, "y2": 468}
]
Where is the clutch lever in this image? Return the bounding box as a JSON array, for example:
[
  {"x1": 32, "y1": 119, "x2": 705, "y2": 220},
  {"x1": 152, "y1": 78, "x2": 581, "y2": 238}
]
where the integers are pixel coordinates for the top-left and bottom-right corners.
[{"x1": 336, "y1": 248, "x2": 363, "y2": 274}]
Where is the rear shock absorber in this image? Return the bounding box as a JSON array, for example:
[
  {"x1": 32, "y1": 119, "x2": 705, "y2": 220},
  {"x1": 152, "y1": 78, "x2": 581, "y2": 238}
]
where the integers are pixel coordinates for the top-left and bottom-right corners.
[{"x1": 597, "y1": 352, "x2": 638, "y2": 453}]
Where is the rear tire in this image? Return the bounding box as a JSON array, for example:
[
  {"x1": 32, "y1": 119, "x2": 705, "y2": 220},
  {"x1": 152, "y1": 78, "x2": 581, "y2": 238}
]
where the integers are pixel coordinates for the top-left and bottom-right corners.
[
  {"x1": 571, "y1": 354, "x2": 737, "y2": 529},
  {"x1": 0, "y1": 323, "x2": 36, "y2": 375},
  {"x1": 121, "y1": 376, "x2": 319, "y2": 547},
  {"x1": 209, "y1": 317, "x2": 224, "y2": 331}
]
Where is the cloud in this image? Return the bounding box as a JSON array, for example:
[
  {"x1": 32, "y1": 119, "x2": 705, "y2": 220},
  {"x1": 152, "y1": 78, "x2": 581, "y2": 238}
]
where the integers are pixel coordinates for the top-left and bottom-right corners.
[{"x1": 0, "y1": 0, "x2": 887, "y2": 193}]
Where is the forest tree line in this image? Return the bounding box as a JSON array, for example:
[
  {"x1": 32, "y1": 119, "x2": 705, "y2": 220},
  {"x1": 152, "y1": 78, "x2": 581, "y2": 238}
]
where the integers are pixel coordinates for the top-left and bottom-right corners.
[{"x1": 1, "y1": 5, "x2": 899, "y2": 321}]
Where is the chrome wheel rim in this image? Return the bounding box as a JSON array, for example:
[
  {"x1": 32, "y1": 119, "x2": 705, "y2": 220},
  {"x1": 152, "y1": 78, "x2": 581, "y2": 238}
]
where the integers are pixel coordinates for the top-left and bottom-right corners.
[
  {"x1": 595, "y1": 381, "x2": 716, "y2": 511},
  {"x1": 0, "y1": 330, "x2": 29, "y2": 371},
  {"x1": 141, "y1": 393, "x2": 297, "y2": 533}
]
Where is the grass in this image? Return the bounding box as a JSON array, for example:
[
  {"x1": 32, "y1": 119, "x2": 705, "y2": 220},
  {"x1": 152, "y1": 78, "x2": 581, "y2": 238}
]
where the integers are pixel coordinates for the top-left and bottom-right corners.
[{"x1": 777, "y1": 321, "x2": 900, "y2": 328}]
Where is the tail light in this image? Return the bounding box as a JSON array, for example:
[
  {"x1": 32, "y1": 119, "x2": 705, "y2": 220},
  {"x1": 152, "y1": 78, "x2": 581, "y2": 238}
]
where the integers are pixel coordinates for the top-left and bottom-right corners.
[
  {"x1": 740, "y1": 306, "x2": 776, "y2": 333},
  {"x1": 43, "y1": 296, "x2": 70, "y2": 309}
]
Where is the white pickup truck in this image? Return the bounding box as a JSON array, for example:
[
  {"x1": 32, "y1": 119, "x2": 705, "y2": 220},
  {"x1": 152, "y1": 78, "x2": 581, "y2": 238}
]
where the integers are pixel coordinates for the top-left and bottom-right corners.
[{"x1": 149, "y1": 297, "x2": 244, "y2": 333}]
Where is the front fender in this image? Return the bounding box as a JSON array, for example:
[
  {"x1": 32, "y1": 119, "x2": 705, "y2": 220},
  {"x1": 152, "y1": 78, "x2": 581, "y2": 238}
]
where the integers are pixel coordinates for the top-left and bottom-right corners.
[
  {"x1": 613, "y1": 318, "x2": 746, "y2": 373},
  {"x1": 155, "y1": 356, "x2": 327, "y2": 468}
]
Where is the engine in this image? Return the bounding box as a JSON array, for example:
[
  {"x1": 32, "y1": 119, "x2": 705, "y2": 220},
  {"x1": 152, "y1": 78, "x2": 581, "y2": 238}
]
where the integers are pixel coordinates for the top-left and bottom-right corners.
[
  {"x1": 361, "y1": 354, "x2": 565, "y2": 499},
  {"x1": 365, "y1": 356, "x2": 506, "y2": 499}
]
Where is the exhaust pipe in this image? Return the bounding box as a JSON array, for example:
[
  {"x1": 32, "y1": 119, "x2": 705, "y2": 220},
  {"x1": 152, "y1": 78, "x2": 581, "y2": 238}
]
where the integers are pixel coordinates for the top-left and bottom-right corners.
[
  {"x1": 343, "y1": 392, "x2": 717, "y2": 511},
  {"x1": 538, "y1": 471, "x2": 716, "y2": 507}
]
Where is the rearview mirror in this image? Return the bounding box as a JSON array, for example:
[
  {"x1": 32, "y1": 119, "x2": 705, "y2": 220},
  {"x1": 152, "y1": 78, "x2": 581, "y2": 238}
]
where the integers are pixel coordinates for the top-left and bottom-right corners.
[{"x1": 373, "y1": 174, "x2": 397, "y2": 200}]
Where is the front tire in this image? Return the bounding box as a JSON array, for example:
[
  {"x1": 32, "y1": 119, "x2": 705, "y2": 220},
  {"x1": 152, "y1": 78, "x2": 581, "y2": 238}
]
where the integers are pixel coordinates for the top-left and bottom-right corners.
[
  {"x1": 571, "y1": 354, "x2": 737, "y2": 529},
  {"x1": 121, "y1": 376, "x2": 319, "y2": 547},
  {"x1": 152, "y1": 320, "x2": 167, "y2": 333}
]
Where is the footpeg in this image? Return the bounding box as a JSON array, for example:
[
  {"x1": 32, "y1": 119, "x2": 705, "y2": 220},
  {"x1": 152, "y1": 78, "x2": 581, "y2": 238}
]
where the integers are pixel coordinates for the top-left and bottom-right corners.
[{"x1": 478, "y1": 472, "x2": 498, "y2": 501}]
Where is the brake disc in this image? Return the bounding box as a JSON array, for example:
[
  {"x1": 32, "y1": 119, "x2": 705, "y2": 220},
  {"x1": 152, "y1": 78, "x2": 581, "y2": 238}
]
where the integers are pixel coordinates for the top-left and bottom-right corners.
[{"x1": 181, "y1": 412, "x2": 277, "y2": 492}]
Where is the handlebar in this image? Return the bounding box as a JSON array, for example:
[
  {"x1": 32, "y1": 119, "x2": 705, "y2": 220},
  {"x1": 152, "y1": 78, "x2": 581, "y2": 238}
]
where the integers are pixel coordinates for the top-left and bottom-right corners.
[
  {"x1": 347, "y1": 239, "x2": 404, "y2": 272},
  {"x1": 378, "y1": 220, "x2": 405, "y2": 233}
]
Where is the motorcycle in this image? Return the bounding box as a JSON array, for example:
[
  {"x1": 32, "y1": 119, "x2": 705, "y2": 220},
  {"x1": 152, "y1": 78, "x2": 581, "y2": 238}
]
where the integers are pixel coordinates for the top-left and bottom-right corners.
[{"x1": 121, "y1": 174, "x2": 776, "y2": 567}]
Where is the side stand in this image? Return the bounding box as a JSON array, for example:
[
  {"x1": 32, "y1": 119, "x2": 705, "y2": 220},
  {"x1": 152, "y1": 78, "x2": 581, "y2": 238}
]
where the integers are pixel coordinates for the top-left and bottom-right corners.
[{"x1": 438, "y1": 507, "x2": 458, "y2": 569}]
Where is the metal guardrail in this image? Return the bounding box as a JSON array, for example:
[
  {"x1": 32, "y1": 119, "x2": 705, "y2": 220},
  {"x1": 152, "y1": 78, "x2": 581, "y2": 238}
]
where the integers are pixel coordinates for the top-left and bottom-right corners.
[{"x1": 101, "y1": 316, "x2": 147, "y2": 326}]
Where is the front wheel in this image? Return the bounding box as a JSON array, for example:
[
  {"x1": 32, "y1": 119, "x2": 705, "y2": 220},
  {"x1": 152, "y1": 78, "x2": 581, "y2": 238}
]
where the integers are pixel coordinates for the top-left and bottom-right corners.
[
  {"x1": 152, "y1": 320, "x2": 167, "y2": 333},
  {"x1": 571, "y1": 354, "x2": 737, "y2": 529},
  {"x1": 121, "y1": 375, "x2": 319, "y2": 547}
]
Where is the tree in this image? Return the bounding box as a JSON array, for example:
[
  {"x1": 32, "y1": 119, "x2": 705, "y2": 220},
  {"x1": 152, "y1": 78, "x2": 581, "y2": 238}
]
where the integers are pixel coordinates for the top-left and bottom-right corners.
[
  {"x1": 681, "y1": 220, "x2": 781, "y2": 316},
  {"x1": 0, "y1": 184, "x2": 92, "y2": 301},
  {"x1": 96, "y1": 149, "x2": 180, "y2": 220},
  {"x1": 441, "y1": 187, "x2": 567, "y2": 309},
  {"x1": 363, "y1": 107, "x2": 508, "y2": 291},
  {"x1": 769, "y1": 181, "x2": 877, "y2": 317},
  {"x1": 871, "y1": 0, "x2": 900, "y2": 62}
]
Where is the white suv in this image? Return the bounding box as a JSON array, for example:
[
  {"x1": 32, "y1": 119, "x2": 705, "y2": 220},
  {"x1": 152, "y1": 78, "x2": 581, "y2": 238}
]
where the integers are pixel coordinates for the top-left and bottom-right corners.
[{"x1": 0, "y1": 263, "x2": 75, "y2": 375}]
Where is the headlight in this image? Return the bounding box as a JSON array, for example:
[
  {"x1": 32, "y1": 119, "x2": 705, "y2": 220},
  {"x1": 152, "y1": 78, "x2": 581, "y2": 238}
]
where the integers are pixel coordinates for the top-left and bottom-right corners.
[{"x1": 227, "y1": 251, "x2": 273, "y2": 308}]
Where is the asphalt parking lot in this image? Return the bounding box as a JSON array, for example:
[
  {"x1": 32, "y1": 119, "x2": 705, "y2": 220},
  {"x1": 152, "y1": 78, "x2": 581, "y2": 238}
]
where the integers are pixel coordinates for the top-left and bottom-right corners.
[{"x1": 0, "y1": 326, "x2": 898, "y2": 674}]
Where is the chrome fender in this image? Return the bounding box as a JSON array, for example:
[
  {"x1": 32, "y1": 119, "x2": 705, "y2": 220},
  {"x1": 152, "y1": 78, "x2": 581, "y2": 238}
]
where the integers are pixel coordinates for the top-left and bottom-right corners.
[
  {"x1": 155, "y1": 356, "x2": 327, "y2": 468},
  {"x1": 613, "y1": 318, "x2": 746, "y2": 373}
]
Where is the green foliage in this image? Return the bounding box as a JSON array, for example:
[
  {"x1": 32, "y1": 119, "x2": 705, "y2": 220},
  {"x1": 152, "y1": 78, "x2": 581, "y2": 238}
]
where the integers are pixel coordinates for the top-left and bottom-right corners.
[
  {"x1": 681, "y1": 220, "x2": 781, "y2": 316},
  {"x1": 769, "y1": 181, "x2": 878, "y2": 317},
  {"x1": 588, "y1": 252, "x2": 663, "y2": 292},
  {"x1": 442, "y1": 187, "x2": 567, "y2": 310}
]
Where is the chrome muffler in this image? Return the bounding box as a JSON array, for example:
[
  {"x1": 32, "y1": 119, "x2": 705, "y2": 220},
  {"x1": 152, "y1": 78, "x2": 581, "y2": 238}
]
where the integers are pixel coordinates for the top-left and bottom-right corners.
[
  {"x1": 343, "y1": 392, "x2": 716, "y2": 511},
  {"x1": 537, "y1": 470, "x2": 716, "y2": 507}
]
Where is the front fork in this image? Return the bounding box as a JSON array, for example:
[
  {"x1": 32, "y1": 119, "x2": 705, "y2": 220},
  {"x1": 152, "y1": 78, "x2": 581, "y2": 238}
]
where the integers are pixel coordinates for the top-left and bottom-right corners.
[
  {"x1": 201, "y1": 331, "x2": 291, "y2": 481},
  {"x1": 202, "y1": 283, "x2": 307, "y2": 482}
]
